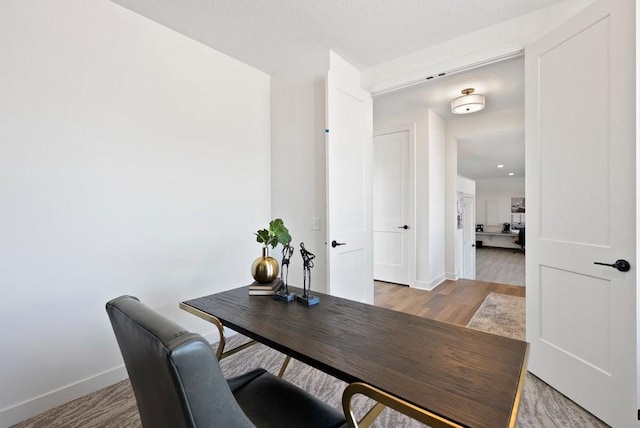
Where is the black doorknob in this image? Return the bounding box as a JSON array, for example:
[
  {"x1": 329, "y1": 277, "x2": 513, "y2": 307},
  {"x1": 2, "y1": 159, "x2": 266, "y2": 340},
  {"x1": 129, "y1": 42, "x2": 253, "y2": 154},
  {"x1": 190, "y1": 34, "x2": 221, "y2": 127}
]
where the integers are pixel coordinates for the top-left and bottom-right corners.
[
  {"x1": 331, "y1": 240, "x2": 346, "y2": 248},
  {"x1": 397, "y1": 225, "x2": 409, "y2": 230},
  {"x1": 594, "y1": 259, "x2": 631, "y2": 272}
]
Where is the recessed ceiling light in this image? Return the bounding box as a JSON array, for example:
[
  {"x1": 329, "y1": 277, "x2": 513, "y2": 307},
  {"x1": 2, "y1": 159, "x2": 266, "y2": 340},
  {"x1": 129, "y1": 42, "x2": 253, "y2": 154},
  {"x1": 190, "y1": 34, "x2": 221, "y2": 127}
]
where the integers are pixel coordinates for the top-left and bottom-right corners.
[
  {"x1": 497, "y1": 164, "x2": 504, "y2": 168},
  {"x1": 508, "y1": 172, "x2": 514, "y2": 176}
]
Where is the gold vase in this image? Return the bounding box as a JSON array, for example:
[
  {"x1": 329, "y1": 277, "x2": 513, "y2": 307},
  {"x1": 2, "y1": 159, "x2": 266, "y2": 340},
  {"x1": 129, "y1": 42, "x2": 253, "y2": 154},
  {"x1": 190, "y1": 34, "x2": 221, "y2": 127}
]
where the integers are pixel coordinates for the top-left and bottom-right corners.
[{"x1": 251, "y1": 247, "x2": 279, "y2": 283}]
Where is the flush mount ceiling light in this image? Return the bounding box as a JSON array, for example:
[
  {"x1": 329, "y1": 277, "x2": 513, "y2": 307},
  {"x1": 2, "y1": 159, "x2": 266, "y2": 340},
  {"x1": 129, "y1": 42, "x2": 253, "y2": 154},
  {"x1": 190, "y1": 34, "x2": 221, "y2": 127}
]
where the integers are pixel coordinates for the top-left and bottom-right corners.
[{"x1": 451, "y1": 88, "x2": 485, "y2": 114}]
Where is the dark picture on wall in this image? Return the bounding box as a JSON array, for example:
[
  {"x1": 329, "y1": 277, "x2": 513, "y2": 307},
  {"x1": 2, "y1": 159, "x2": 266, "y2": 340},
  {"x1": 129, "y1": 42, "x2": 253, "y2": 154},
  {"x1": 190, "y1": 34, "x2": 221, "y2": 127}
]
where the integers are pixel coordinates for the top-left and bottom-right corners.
[
  {"x1": 511, "y1": 197, "x2": 525, "y2": 230},
  {"x1": 511, "y1": 197, "x2": 525, "y2": 213}
]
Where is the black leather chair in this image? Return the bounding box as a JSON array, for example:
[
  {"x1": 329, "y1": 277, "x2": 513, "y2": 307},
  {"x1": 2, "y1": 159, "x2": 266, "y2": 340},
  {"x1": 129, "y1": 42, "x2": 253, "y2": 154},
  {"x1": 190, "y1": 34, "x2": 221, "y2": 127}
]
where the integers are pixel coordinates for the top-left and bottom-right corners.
[
  {"x1": 513, "y1": 228, "x2": 525, "y2": 254},
  {"x1": 106, "y1": 295, "x2": 346, "y2": 428}
]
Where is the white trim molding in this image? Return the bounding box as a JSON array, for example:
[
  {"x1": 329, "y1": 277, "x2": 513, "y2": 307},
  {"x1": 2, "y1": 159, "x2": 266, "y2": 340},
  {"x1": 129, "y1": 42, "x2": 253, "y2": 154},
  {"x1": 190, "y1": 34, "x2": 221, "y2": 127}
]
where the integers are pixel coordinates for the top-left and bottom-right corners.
[
  {"x1": 0, "y1": 366, "x2": 128, "y2": 427},
  {"x1": 414, "y1": 275, "x2": 446, "y2": 291},
  {"x1": 0, "y1": 329, "x2": 222, "y2": 427}
]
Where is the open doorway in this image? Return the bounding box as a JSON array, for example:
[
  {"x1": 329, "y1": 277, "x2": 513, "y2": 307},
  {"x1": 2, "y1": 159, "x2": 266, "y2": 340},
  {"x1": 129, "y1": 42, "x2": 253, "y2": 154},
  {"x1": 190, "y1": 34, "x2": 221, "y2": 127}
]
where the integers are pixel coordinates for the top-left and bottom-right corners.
[
  {"x1": 373, "y1": 55, "x2": 525, "y2": 288},
  {"x1": 458, "y1": 128, "x2": 525, "y2": 287}
]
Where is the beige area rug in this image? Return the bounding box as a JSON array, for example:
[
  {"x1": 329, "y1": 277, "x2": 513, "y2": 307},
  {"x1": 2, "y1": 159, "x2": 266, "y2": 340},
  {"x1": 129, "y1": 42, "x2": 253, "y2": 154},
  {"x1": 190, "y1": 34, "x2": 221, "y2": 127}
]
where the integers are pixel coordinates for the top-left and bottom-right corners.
[
  {"x1": 14, "y1": 294, "x2": 608, "y2": 428},
  {"x1": 466, "y1": 292, "x2": 526, "y2": 340}
]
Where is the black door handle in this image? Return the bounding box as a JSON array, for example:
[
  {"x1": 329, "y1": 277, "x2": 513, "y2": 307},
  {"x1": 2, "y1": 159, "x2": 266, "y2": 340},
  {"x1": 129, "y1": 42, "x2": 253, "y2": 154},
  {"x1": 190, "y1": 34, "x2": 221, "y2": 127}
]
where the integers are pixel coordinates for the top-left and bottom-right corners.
[
  {"x1": 331, "y1": 240, "x2": 346, "y2": 248},
  {"x1": 398, "y1": 225, "x2": 409, "y2": 230},
  {"x1": 594, "y1": 259, "x2": 631, "y2": 272}
]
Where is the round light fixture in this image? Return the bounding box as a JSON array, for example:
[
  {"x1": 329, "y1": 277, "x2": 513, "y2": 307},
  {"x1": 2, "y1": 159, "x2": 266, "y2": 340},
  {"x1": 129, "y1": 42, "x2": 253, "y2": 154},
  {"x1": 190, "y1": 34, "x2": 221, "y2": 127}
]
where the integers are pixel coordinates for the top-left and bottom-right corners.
[{"x1": 451, "y1": 88, "x2": 485, "y2": 114}]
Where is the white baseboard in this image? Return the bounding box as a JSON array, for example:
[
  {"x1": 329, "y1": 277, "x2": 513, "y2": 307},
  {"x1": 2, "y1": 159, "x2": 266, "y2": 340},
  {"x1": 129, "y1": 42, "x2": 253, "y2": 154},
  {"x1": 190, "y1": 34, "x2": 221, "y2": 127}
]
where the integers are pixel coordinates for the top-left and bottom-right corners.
[
  {"x1": 429, "y1": 274, "x2": 446, "y2": 289},
  {"x1": 445, "y1": 273, "x2": 458, "y2": 281},
  {"x1": 413, "y1": 280, "x2": 431, "y2": 290},
  {"x1": 0, "y1": 365, "x2": 129, "y2": 427},
  {"x1": 1, "y1": 329, "x2": 224, "y2": 427},
  {"x1": 414, "y1": 275, "x2": 446, "y2": 291}
]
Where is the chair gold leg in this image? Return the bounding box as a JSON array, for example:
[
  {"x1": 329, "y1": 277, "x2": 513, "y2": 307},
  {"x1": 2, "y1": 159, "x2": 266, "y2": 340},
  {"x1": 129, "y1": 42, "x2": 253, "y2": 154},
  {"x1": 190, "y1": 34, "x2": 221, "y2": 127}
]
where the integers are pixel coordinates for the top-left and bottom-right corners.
[{"x1": 358, "y1": 402, "x2": 386, "y2": 428}]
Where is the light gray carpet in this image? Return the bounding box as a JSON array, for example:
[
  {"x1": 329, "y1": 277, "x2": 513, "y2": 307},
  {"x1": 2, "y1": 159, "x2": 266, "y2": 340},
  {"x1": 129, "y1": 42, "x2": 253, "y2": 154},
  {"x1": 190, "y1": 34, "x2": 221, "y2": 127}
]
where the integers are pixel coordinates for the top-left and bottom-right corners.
[{"x1": 13, "y1": 294, "x2": 608, "y2": 427}]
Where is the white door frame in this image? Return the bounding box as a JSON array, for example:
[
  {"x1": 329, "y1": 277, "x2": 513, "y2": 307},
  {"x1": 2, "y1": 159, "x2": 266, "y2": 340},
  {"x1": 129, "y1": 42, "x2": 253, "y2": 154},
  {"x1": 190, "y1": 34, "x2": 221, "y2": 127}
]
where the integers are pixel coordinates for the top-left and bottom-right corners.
[
  {"x1": 461, "y1": 193, "x2": 476, "y2": 280},
  {"x1": 373, "y1": 124, "x2": 417, "y2": 287}
]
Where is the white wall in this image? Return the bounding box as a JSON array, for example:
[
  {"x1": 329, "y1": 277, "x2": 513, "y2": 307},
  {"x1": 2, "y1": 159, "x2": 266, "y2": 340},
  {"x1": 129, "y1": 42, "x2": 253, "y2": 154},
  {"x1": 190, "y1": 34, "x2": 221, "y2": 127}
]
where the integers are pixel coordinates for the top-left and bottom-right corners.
[
  {"x1": 374, "y1": 109, "x2": 445, "y2": 290},
  {"x1": 427, "y1": 110, "x2": 446, "y2": 288},
  {"x1": 271, "y1": 73, "x2": 327, "y2": 291},
  {"x1": 0, "y1": 1, "x2": 271, "y2": 425},
  {"x1": 476, "y1": 177, "x2": 526, "y2": 226}
]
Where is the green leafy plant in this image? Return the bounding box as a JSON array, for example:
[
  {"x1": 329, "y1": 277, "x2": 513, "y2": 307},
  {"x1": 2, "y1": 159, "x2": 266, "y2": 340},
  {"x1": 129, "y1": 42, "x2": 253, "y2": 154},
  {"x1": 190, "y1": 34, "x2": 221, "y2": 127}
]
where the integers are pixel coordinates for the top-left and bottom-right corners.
[{"x1": 255, "y1": 218, "x2": 291, "y2": 249}]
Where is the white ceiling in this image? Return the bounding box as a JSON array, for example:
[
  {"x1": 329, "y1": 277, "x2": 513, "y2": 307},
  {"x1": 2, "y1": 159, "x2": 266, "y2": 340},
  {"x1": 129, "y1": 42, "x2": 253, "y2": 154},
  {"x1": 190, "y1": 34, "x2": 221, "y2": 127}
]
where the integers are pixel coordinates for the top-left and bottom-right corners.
[
  {"x1": 373, "y1": 57, "x2": 524, "y2": 120},
  {"x1": 374, "y1": 56, "x2": 525, "y2": 180},
  {"x1": 110, "y1": 0, "x2": 564, "y2": 75},
  {"x1": 110, "y1": 0, "x2": 541, "y2": 180},
  {"x1": 458, "y1": 128, "x2": 525, "y2": 179}
]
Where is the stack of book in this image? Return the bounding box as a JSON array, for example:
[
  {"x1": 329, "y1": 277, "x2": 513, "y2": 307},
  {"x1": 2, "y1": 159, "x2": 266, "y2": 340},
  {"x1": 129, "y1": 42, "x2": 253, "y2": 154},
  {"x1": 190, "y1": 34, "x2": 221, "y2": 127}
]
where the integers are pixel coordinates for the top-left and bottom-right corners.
[{"x1": 248, "y1": 278, "x2": 283, "y2": 296}]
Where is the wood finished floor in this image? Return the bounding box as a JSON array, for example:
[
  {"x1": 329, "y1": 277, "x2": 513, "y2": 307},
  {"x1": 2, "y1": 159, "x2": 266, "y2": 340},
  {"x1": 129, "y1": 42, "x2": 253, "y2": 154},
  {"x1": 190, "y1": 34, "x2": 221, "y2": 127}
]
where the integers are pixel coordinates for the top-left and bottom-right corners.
[
  {"x1": 475, "y1": 246, "x2": 526, "y2": 286},
  {"x1": 374, "y1": 279, "x2": 525, "y2": 326}
]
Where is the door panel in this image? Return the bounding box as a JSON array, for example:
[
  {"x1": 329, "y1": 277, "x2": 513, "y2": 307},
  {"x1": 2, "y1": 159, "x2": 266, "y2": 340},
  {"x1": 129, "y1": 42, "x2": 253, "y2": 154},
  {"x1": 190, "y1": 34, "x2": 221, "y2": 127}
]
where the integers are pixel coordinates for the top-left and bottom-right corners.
[
  {"x1": 538, "y1": 15, "x2": 610, "y2": 246},
  {"x1": 525, "y1": 0, "x2": 636, "y2": 425},
  {"x1": 540, "y1": 266, "x2": 611, "y2": 372},
  {"x1": 326, "y1": 71, "x2": 373, "y2": 303},
  {"x1": 373, "y1": 130, "x2": 413, "y2": 285}
]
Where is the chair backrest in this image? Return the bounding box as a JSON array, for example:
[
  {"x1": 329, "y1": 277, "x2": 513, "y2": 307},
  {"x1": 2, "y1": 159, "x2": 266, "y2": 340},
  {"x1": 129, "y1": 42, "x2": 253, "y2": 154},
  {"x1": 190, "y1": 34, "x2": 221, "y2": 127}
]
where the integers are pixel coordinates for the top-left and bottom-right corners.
[
  {"x1": 106, "y1": 295, "x2": 253, "y2": 428},
  {"x1": 519, "y1": 227, "x2": 525, "y2": 245}
]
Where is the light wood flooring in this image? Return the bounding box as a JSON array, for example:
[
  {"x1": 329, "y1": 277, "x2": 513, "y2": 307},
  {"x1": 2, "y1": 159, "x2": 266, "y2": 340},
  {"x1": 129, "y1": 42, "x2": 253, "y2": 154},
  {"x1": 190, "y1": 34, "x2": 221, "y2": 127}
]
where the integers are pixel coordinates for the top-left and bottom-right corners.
[
  {"x1": 475, "y1": 246, "x2": 525, "y2": 286},
  {"x1": 374, "y1": 279, "x2": 525, "y2": 326}
]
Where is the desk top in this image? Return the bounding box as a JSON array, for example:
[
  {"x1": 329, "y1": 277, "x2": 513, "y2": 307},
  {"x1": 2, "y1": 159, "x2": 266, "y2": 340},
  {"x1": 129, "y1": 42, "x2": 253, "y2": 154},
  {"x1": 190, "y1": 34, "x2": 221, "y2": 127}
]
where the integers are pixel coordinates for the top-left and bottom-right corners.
[{"x1": 182, "y1": 286, "x2": 528, "y2": 427}]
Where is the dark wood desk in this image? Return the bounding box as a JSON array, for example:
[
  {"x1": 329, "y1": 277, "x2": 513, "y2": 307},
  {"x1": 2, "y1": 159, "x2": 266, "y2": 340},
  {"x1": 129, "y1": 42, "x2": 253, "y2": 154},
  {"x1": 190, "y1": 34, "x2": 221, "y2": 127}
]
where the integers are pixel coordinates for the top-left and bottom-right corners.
[{"x1": 181, "y1": 286, "x2": 528, "y2": 427}]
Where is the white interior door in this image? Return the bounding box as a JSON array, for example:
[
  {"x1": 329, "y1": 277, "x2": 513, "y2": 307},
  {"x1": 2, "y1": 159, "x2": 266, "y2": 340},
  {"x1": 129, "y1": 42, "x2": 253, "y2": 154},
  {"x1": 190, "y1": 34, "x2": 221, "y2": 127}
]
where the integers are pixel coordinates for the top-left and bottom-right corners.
[
  {"x1": 326, "y1": 70, "x2": 373, "y2": 303},
  {"x1": 462, "y1": 195, "x2": 475, "y2": 279},
  {"x1": 525, "y1": 0, "x2": 636, "y2": 425},
  {"x1": 373, "y1": 129, "x2": 414, "y2": 285}
]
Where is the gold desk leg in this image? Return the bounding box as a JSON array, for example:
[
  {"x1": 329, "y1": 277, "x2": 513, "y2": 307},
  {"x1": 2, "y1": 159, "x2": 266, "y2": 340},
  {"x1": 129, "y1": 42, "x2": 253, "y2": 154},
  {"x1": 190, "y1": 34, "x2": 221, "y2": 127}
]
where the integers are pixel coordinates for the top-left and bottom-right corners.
[
  {"x1": 210, "y1": 316, "x2": 226, "y2": 360},
  {"x1": 179, "y1": 302, "x2": 258, "y2": 361},
  {"x1": 220, "y1": 340, "x2": 257, "y2": 360},
  {"x1": 342, "y1": 382, "x2": 463, "y2": 428},
  {"x1": 508, "y1": 345, "x2": 530, "y2": 428},
  {"x1": 179, "y1": 302, "x2": 226, "y2": 359},
  {"x1": 179, "y1": 302, "x2": 295, "y2": 380},
  {"x1": 278, "y1": 355, "x2": 292, "y2": 378}
]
